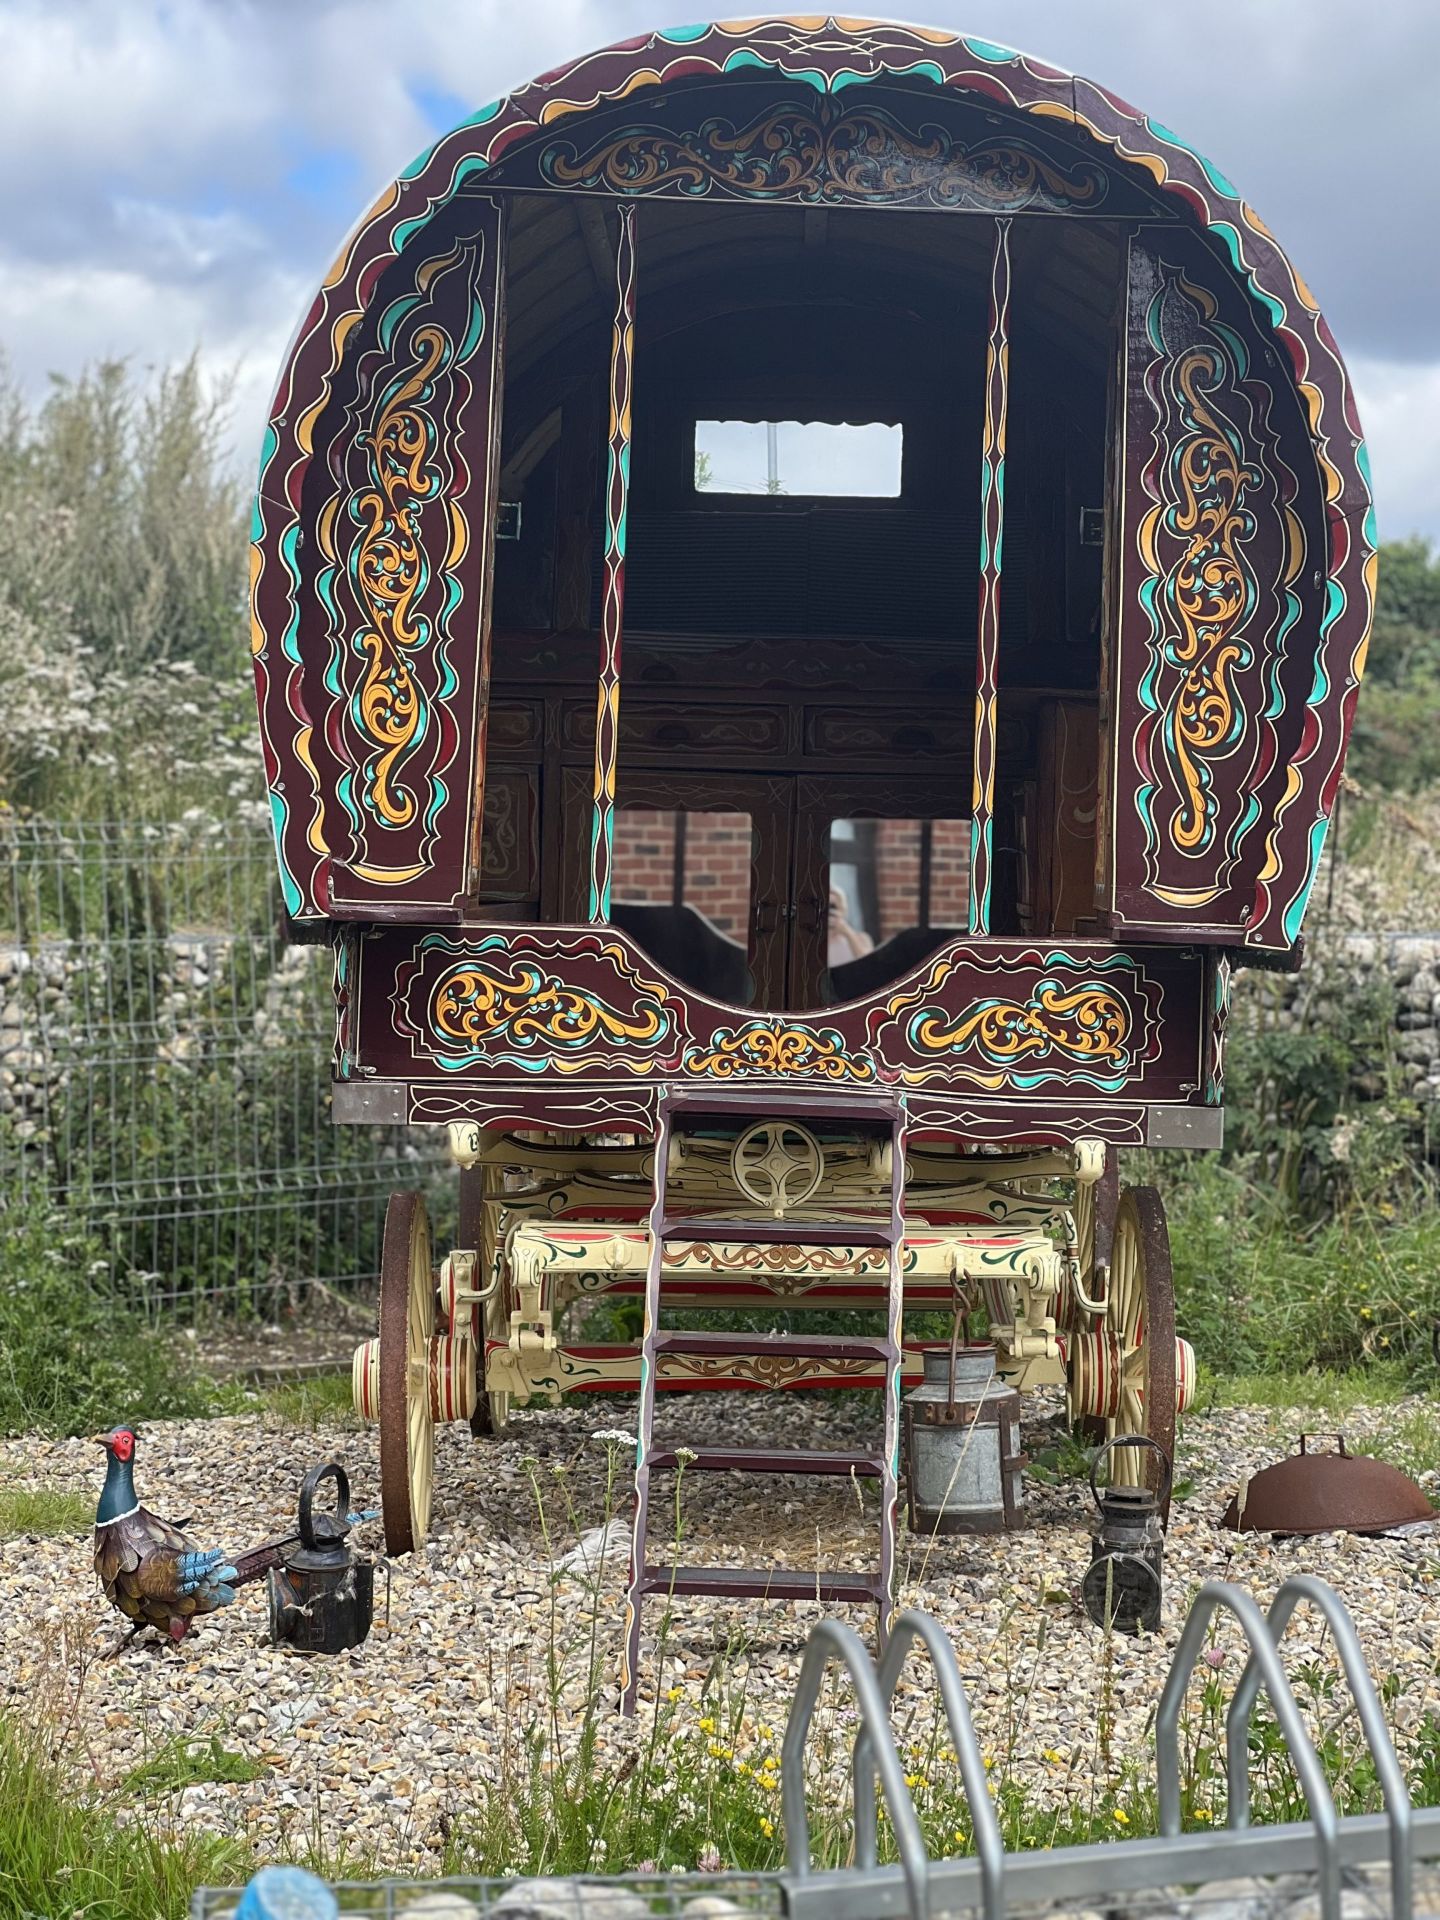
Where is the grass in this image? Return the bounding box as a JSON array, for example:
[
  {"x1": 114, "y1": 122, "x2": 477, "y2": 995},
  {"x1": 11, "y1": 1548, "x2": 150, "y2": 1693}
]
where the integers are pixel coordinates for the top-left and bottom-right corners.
[
  {"x1": 0, "y1": 1484, "x2": 91, "y2": 1540},
  {"x1": 123, "y1": 1733, "x2": 271, "y2": 1799},
  {"x1": 258, "y1": 1372, "x2": 357, "y2": 1430},
  {"x1": 1199, "y1": 1361, "x2": 1414, "y2": 1417},
  {"x1": 0, "y1": 1715, "x2": 253, "y2": 1920}
]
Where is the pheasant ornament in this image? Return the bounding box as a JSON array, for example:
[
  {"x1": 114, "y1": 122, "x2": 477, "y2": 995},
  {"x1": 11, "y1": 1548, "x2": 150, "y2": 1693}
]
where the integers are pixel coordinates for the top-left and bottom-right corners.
[{"x1": 92, "y1": 1425, "x2": 240, "y2": 1645}]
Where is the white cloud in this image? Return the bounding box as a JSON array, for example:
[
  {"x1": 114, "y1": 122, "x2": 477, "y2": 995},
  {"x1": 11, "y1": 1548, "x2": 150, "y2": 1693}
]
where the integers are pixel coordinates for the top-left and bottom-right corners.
[
  {"x1": 1350, "y1": 356, "x2": 1440, "y2": 546},
  {"x1": 0, "y1": 0, "x2": 1434, "y2": 539}
]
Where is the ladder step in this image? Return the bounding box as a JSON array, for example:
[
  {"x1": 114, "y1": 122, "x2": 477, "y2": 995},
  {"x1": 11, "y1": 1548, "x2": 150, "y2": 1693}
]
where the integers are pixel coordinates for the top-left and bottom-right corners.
[
  {"x1": 659, "y1": 1218, "x2": 895, "y2": 1246},
  {"x1": 641, "y1": 1564, "x2": 884, "y2": 1602},
  {"x1": 649, "y1": 1447, "x2": 884, "y2": 1477},
  {"x1": 652, "y1": 1329, "x2": 892, "y2": 1361}
]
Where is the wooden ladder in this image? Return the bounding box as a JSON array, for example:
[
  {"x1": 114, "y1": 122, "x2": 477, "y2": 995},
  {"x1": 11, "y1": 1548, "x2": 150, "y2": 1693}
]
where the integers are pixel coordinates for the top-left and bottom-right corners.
[{"x1": 619, "y1": 1086, "x2": 908, "y2": 1714}]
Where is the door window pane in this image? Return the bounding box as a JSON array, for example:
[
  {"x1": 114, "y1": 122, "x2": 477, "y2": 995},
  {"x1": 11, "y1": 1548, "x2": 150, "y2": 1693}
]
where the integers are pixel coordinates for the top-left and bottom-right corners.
[
  {"x1": 611, "y1": 809, "x2": 755, "y2": 1006},
  {"x1": 825, "y1": 817, "x2": 970, "y2": 1003}
]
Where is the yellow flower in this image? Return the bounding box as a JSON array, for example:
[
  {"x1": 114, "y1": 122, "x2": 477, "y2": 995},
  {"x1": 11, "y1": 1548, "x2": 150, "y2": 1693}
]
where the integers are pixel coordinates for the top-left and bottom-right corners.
[
  {"x1": 759, "y1": 1775, "x2": 778, "y2": 1794},
  {"x1": 736, "y1": 1762, "x2": 751, "y2": 1777},
  {"x1": 1043, "y1": 1749, "x2": 1065, "y2": 1765},
  {"x1": 758, "y1": 1723, "x2": 774, "y2": 1739},
  {"x1": 904, "y1": 1772, "x2": 930, "y2": 1790},
  {"x1": 759, "y1": 1817, "x2": 774, "y2": 1838},
  {"x1": 707, "y1": 1741, "x2": 731, "y2": 1759},
  {"x1": 1112, "y1": 1809, "x2": 1130, "y2": 1828},
  {"x1": 698, "y1": 1717, "x2": 716, "y2": 1735},
  {"x1": 666, "y1": 1688, "x2": 683, "y2": 1703},
  {"x1": 761, "y1": 1754, "x2": 778, "y2": 1772},
  {"x1": 1195, "y1": 1807, "x2": 1213, "y2": 1824},
  {"x1": 953, "y1": 1829, "x2": 968, "y2": 1846},
  {"x1": 982, "y1": 1755, "x2": 996, "y2": 1771}
]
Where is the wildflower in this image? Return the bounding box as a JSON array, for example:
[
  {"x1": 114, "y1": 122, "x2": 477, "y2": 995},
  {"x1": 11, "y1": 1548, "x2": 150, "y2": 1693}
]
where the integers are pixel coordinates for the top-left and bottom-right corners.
[
  {"x1": 758, "y1": 1773, "x2": 778, "y2": 1793},
  {"x1": 667, "y1": 1687, "x2": 684, "y2": 1703},
  {"x1": 675, "y1": 1446, "x2": 698, "y2": 1466},
  {"x1": 983, "y1": 1754, "x2": 996, "y2": 1771},
  {"x1": 953, "y1": 1829, "x2": 968, "y2": 1846},
  {"x1": 736, "y1": 1761, "x2": 751, "y2": 1776},
  {"x1": 699, "y1": 1716, "x2": 716, "y2": 1734},
  {"x1": 1194, "y1": 1808, "x2": 1213, "y2": 1824},
  {"x1": 1202, "y1": 1647, "x2": 1227, "y2": 1670},
  {"x1": 707, "y1": 1740, "x2": 731, "y2": 1759},
  {"x1": 757, "y1": 1722, "x2": 774, "y2": 1739},
  {"x1": 759, "y1": 1817, "x2": 774, "y2": 1838},
  {"x1": 698, "y1": 1846, "x2": 722, "y2": 1872},
  {"x1": 1042, "y1": 1748, "x2": 1065, "y2": 1765},
  {"x1": 1112, "y1": 1809, "x2": 1130, "y2": 1828},
  {"x1": 591, "y1": 1428, "x2": 639, "y2": 1448},
  {"x1": 761, "y1": 1753, "x2": 778, "y2": 1772}
]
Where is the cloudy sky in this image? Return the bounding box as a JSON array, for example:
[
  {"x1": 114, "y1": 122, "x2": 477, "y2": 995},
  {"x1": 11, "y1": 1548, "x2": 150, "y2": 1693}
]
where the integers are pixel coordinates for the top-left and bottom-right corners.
[{"x1": 5, "y1": 0, "x2": 1437, "y2": 539}]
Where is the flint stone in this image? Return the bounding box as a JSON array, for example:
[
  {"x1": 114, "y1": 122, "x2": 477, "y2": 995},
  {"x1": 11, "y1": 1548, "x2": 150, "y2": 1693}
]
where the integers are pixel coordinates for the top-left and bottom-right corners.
[{"x1": 491, "y1": 1881, "x2": 653, "y2": 1920}]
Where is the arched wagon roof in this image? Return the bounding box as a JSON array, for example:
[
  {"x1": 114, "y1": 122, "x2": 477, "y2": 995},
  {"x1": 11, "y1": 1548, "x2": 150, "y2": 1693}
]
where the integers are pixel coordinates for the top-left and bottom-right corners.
[{"x1": 252, "y1": 16, "x2": 1373, "y2": 949}]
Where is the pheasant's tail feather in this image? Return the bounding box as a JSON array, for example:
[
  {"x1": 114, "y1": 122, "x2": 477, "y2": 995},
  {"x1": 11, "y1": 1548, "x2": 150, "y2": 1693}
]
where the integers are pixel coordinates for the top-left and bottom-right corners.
[
  {"x1": 230, "y1": 1540, "x2": 290, "y2": 1587},
  {"x1": 176, "y1": 1548, "x2": 234, "y2": 1596}
]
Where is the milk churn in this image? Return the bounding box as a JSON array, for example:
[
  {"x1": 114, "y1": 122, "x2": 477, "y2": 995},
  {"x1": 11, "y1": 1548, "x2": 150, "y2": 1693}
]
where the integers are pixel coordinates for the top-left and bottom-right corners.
[
  {"x1": 1081, "y1": 1435, "x2": 1170, "y2": 1634},
  {"x1": 902, "y1": 1340, "x2": 1024, "y2": 1533},
  {"x1": 266, "y1": 1462, "x2": 375, "y2": 1654}
]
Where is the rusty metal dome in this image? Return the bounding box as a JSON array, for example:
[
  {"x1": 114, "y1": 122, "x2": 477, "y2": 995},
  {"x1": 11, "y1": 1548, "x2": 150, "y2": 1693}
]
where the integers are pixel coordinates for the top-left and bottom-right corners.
[{"x1": 1221, "y1": 1435, "x2": 1434, "y2": 1537}]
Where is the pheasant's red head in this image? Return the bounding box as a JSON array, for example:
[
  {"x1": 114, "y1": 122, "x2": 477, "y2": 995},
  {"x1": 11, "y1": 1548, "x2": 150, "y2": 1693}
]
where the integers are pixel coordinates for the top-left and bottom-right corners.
[{"x1": 96, "y1": 1427, "x2": 136, "y2": 1462}]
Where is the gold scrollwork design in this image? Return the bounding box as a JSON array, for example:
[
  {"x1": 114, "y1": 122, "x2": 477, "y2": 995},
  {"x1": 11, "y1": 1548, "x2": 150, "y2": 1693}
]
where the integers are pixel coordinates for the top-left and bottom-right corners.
[
  {"x1": 668, "y1": 1354, "x2": 877, "y2": 1390},
  {"x1": 541, "y1": 97, "x2": 1104, "y2": 212},
  {"x1": 351, "y1": 326, "x2": 447, "y2": 829},
  {"x1": 1163, "y1": 344, "x2": 1261, "y2": 853},
  {"x1": 431, "y1": 958, "x2": 672, "y2": 1056},
  {"x1": 907, "y1": 980, "x2": 1132, "y2": 1075},
  {"x1": 682, "y1": 1020, "x2": 876, "y2": 1082}
]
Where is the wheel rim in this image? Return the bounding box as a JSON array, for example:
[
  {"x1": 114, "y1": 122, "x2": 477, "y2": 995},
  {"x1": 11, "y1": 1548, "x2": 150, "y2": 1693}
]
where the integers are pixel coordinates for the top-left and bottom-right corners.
[
  {"x1": 379, "y1": 1191, "x2": 435, "y2": 1554},
  {"x1": 1103, "y1": 1186, "x2": 1176, "y2": 1510}
]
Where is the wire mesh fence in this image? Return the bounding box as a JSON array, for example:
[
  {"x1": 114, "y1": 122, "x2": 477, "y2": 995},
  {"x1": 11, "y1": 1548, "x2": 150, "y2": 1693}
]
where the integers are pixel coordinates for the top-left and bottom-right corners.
[{"x1": 0, "y1": 812, "x2": 440, "y2": 1320}]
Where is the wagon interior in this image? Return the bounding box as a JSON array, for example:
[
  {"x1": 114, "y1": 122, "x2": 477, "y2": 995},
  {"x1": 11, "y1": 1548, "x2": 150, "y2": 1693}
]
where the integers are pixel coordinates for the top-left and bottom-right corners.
[{"x1": 483, "y1": 189, "x2": 1115, "y2": 988}]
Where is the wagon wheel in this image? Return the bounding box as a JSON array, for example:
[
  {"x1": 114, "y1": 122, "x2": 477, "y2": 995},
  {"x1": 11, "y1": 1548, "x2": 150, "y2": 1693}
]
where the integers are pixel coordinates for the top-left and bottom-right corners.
[
  {"x1": 378, "y1": 1190, "x2": 435, "y2": 1556},
  {"x1": 1102, "y1": 1186, "x2": 1176, "y2": 1515}
]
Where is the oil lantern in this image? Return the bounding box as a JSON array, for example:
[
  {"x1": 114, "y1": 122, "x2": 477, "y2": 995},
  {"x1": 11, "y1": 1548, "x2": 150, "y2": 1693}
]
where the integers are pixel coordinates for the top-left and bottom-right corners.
[
  {"x1": 266, "y1": 1461, "x2": 375, "y2": 1654},
  {"x1": 902, "y1": 1340, "x2": 1024, "y2": 1534},
  {"x1": 1081, "y1": 1435, "x2": 1170, "y2": 1635}
]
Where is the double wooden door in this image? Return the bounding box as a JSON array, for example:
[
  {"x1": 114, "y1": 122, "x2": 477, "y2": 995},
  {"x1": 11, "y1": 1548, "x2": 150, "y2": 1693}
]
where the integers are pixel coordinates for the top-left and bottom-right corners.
[{"x1": 565, "y1": 768, "x2": 970, "y2": 1011}]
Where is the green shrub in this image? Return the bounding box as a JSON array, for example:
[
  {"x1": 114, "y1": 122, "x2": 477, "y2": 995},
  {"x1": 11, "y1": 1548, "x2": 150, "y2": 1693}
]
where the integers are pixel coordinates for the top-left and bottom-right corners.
[
  {"x1": 1161, "y1": 1155, "x2": 1440, "y2": 1378},
  {"x1": 0, "y1": 1198, "x2": 216, "y2": 1436}
]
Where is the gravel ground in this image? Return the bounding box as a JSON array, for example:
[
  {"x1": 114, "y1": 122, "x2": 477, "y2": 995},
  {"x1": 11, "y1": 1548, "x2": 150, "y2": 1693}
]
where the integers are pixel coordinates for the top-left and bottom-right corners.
[{"x1": 3, "y1": 1389, "x2": 1439, "y2": 1875}]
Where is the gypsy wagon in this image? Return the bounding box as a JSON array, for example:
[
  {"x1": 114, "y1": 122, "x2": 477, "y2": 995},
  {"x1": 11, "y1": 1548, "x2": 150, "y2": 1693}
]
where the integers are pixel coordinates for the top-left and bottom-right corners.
[{"x1": 250, "y1": 19, "x2": 1373, "y2": 1702}]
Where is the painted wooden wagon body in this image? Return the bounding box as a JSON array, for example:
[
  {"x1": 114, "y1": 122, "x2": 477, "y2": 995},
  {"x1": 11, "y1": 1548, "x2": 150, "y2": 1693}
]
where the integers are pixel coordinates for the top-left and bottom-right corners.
[{"x1": 250, "y1": 17, "x2": 1372, "y2": 1700}]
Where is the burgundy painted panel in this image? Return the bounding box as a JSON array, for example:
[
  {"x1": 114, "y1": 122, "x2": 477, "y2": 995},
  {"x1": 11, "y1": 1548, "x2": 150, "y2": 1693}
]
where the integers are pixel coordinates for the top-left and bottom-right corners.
[
  {"x1": 255, "y1": 195, "x2": 507, "y2": 920},
  {"x1": 1106, "y1": 228, "x2": 1325, "y2": 939},
  {"x1": 339, "y1": 921, "x2": 1206, "y2": 1130}
]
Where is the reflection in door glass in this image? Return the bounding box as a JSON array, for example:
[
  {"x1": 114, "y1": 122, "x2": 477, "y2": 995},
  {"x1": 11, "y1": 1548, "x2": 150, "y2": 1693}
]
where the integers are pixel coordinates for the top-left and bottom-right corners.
[
  {"x1": 825, "y1": 817, "x2": 969, "y2": 1003},
  {"x1": 610, "y1": 809, "x2": 755, "y2": 1006}
]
